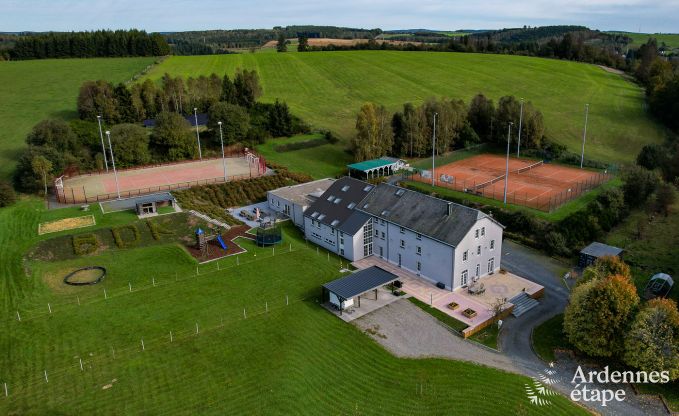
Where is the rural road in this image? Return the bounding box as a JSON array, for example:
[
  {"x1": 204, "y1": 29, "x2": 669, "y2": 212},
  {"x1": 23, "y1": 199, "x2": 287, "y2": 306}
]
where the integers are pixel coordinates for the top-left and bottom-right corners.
[{"x1": 354, "y1": 240, "x2": 668, "y2": 416}]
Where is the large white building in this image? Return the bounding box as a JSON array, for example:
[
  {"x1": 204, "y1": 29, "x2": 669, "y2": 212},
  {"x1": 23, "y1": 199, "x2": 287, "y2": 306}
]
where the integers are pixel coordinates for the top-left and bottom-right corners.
[
  {"x1": 267, "y1": 178, "x2": 335, "y2": 228},
  {"x1": 302, "y1": 178, "x2": 504, "y2": 291}
]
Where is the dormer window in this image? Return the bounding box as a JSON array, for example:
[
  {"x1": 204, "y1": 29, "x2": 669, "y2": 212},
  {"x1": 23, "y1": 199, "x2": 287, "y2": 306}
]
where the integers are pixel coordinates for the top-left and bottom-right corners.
[{"x1": 341, "y1": 185, "x2": 350, "y2": 192}]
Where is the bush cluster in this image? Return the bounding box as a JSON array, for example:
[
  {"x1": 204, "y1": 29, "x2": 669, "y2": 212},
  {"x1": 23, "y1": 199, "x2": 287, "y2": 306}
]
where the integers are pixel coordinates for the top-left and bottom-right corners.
[
  {"x1": 111, "y1": 225, "x2": 141, "y2": 248},
  {"x1": 72, "y1": 234, "x2": 99, "y2": 255},
  {"x1": 146, "y1": 220, "x2": 172, "y2": 241},
  {"x1": 173, "y1": 171, "x2": 310, "y2": 224}
]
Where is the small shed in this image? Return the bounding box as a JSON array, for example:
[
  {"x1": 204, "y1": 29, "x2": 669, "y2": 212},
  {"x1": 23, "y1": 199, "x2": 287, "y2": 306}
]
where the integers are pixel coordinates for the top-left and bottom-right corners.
[
  {"x1": 578, "y1": 242, "x2": 624, "y2": 268},
  {"x1": 644, "y1": 273, "x2": 674, "y2": 299},
  {"x1": 134, "y1": 193, "x2": 176, "y2": 216},
  {"x1": 321, "y1": 266, "x2": 398, "y2": 314}
]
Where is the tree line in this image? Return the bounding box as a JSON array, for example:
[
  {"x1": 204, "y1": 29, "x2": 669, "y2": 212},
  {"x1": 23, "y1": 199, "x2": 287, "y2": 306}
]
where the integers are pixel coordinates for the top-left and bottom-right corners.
[
  {"x1": 8, "y1": 30, "x2": 170, "y2": 60},
  {"x1": 563, "y1": 256, "x2": 679, "y2": 380},
  {"x1": 13, "y1": 70, "x2": 309, "y2": 194},
  {"x1": 351, "y1": 94, "x2": 544, "y2": 161}
]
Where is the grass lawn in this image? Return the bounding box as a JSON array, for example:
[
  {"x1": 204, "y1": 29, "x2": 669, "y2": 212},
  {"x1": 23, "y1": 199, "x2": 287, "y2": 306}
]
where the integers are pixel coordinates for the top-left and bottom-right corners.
[
  {"x1": 256, "y1": 133, "x2": 352, "y2": 179},
  {"x1": 408, "y1": 297, "x2": 469, "y2": 332},
  {"x1": 403, "y1": 177, "x2": 623, "y2": 222},
  {"x1": 532, "y1": 314, "x2": 572, "y2": 362},
  {"x1": 0, "y1": 57, "x2": 156, "y2": 180},
  {"x1": 469, "y1": 323, "x2": 500, "y2": 350},
  {"x1": 144, "y1": 51, "x2": 665, "y2": 165},
  {"x1": 605, "y1": 202, "x2": 679, "y2": 302},
  {"x1": 0, "y1": 199, "x2": 587, "y2": 414}
]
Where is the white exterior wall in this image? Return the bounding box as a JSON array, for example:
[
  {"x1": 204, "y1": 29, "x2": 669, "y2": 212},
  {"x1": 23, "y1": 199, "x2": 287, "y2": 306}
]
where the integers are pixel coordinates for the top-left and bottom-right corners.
[
  {"x1": 304, "y1": 217, "x2": 367, "y2": 262},
  {"x1": 453, "y1": 217, "x2": 503, "y2": 290},
  {"x1": 329, "y1": 292, "x2": 354, "y2": 309},
  {"x1": 267, "y1": 193, "x2": 306, "y2": 228},
  {"x1": 371, "y1": 217, "x2": 456, "y2": 290}
]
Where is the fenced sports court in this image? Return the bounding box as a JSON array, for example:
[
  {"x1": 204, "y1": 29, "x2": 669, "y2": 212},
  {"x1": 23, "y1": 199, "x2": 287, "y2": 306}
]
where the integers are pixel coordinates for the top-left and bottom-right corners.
[
  {"x1": 408, "y1": 154, "x2": 611, "y2": 212},
  {"x1": 55, "y1": 152, "x2": 266, "y2": 204}
]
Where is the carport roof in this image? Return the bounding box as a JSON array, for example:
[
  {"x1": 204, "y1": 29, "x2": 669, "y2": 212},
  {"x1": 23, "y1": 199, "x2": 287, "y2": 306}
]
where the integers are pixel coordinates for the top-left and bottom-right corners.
[{"x1": 323, "y1": 266, "x2": 398, "y2": 300}]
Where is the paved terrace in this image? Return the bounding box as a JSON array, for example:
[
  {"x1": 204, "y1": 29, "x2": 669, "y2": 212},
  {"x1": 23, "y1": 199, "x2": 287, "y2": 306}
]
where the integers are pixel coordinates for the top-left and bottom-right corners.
[{"x1": 352, "y1": 257, "x2": 543, "y2": 331}]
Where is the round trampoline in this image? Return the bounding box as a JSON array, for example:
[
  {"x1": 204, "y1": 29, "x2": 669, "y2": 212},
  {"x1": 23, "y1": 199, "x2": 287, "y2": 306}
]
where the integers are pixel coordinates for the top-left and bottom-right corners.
[
  {"x1": 256, "y1": 223, "x2": 282, "y2": 246},
  {"x1": 63, "y1": 266, "x2": 107, "y2": 286}
]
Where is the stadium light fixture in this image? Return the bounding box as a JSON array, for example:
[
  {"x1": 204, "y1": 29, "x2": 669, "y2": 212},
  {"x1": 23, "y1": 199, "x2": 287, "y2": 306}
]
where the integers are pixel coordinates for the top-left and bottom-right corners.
[
  {"x1": 194, "y1": 107, "x2": 202, "y2": 160},
  {"x1": 503, "y1": 122, "x2": 513, "y2": 205},
  {"x1": 218, "y1": 121, "x2": 227, "y2": 181},
  {"x1": 97, "y1": 115, "x2": 109, "y2": 172},
  {"x1": 516, "y1": 99, "x2": 524, "y2": 158},
  {"x1": 105, "y1": 131, "x2": 121, "y2": 200},
  {"x1": 431, "y1": 112, "x2": 438, "y2": 187},
  {"x1": 580, "y1": 104, "x2": 589, "y2": 169}
]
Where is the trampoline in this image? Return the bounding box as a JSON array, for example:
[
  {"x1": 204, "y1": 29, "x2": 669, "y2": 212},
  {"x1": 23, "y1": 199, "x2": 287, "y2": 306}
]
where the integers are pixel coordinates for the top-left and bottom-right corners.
[{"x1": 63, "y1": 266, "x2": 107, "y2": 286}]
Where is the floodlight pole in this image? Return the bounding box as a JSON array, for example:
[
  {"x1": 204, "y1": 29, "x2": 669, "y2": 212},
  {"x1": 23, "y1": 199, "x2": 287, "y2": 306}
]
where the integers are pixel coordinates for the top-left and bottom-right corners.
[
  {"x1": 516, "y1": 98, "x2": 524, "y2": 158},
  {"x1": 218, "y1": 121, "x2": 227, "y2": 181},
  {"x1": 580, "y1": 104, "x2": 589, "y2": 169},
  {"x1": 105, "y1": 131, "x2": 121, "y2": 200},
  {"x1": 194, "y1": 107, "x2": 202, "y2": 160},
  {"x1": 503, "y1": 122, "x2": 513, "y2": 205},
  {"x1": 431, "y1": 112, "x2": 438, "y2": 187},
  {"x1": 97, "y1": 115, "x2": 109, "y2": 172}
]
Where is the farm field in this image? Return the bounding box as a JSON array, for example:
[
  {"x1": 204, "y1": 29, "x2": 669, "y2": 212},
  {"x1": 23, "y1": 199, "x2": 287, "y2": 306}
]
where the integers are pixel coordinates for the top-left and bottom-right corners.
[
  {"x1": 143, "y1": 51, "x2": 665, "y2": 164},
  {"x1": 0, "y1": 199, "x2": 587, "y2": 414},
  {"x1": 0, "y1": 57, "x2": 156, "y2": 180},
  {"x1": 607, "y1": 31, "x2": 679, "y2": 48}
]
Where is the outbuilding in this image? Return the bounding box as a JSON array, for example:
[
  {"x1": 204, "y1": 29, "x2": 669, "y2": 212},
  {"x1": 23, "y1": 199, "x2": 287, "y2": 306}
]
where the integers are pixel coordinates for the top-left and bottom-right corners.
[
  {"x1": 322, "y1": 266, "x2": 399, "y2": 314},
  {"x1": 578, "y1": 242, "x2": 624, "y2": 268},
  {"x1": 347, "y1": 157, "x2": 406, "y2": 179}
]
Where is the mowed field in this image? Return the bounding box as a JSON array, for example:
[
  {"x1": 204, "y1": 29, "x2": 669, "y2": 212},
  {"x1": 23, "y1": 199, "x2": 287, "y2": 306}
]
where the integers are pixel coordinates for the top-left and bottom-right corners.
[
  {"x1": 144, "y1": 51, "x2": 664, "y2": 164},
  {"x1": 0, "y1": 199, "x2": 587, "y2": 414},
  {"x1": 0, "y1": 57, "x2": 156, "y2": 179},
  {"x1": 607, "y1": 31, "x2": 679, "y2": 49}
]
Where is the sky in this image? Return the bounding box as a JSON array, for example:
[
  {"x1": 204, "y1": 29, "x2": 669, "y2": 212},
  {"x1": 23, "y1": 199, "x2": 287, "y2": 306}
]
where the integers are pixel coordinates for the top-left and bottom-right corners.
[{"x1": 1, "y1": 0, "x2": 678, "y2": 33}]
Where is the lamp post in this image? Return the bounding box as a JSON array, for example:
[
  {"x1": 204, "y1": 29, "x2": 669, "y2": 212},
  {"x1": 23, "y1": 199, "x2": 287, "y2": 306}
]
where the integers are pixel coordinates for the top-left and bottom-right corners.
[
  {"x1": 503, "y1": 122, "x2": 513, "y2": 205},
  {"x1": 516, "y1": 98, "x2": 524, "y2": 158},
  {"x1": 217, "y1": 121, "x2": 227, "y2": 181},
  {"x1": 194, "y1": 107, "x2": 202, "y2": 160},
  {"x1": 97, "y1": 115, "x2": 109, "y2": 172},
  {"x1": 105, "y1": 131, "x2": 121, "y2": 199},
  {"x1": 431, "y1": 112, "x2": 438, "y2": 187},
  {"x1": 580, "y1": 104, "x2": 589, "y2": 169}
]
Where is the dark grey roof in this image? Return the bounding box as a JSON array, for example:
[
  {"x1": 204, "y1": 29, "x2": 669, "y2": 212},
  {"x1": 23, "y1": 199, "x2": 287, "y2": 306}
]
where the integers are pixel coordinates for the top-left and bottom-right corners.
[
  {"x1": 357, "y1": 183, "x2": 493, "y2": 247},
  {"x1": 304, "y1": 177, "x2": 374, "y2": 233},
  {"x1": 337, "y1": 211, "x2": 370, "y2": 235},
  {"x1": 323, "y1": 266, "x2": 398, "y2": 300},
  {"x1": 102, "y1": 192, "x2": 174, "y2": 211},
  {"x1": 580, "y1": 242, "x2": 623, "y2": 258}
]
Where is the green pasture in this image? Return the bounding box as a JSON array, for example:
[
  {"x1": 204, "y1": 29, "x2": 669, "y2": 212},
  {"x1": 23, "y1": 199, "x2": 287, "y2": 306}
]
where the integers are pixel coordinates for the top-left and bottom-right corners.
[
  {"x1": 143, "y1": 51, "x2": 664, "y2": 164},
  {"x1": 607, "y1": 31, "x2": 679, "y2": 49},
  {"x1": 0, "y1": 57, "x2": 155, "y2": 180},
  {"x1": 0, "y1": 198, "x2": 587, "y2": 414}
]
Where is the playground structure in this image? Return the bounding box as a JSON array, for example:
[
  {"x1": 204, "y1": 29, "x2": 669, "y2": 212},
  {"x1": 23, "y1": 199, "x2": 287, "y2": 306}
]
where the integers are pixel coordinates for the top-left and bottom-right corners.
[
  {"x1": 195, "y1": 228, "x2": 228, "y2": 258},
  {"x1": 63, "y1": 266, "x2": 107, "y2": 286},
  {"x1": 255, "y1": 217, "x2": 282, "y2": 246},
  {"x1": 55, "y1": 149, "x2": 267, "y2": 204}
]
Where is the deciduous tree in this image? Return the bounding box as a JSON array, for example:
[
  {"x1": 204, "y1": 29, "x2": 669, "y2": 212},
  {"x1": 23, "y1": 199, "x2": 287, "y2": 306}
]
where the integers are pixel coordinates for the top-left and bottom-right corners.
[
  {"x1": 150, "y1": 112, "x2": 196, "y2": 161},
  {"x1": 624, "y1": 298, "x2": 679, "y2": 380},
  {"x1": 564, "y1": 274, "x2": 640, "y2": 357}
]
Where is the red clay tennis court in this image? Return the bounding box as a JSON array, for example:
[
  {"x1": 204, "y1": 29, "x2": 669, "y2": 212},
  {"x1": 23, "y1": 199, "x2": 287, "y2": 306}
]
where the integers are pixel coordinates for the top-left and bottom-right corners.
[
  {"x1": 411, "y1": 154, "x2": 611, "y2": 212},
  {"x1": 56, "y1": 154, "x2": 266, "y2": 204}
]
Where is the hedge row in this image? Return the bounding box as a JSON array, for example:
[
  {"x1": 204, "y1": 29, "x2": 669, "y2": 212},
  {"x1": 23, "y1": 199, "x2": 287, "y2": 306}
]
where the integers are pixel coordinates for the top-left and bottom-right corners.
[
  {"x1": 173, "y1": 170, "x2": 311, "y2": 225},
  {"x1": 401, "y1": 181, "x2": 628, "y2": 257},
  {"x1": 72, "y1": 234, "x2": 98, "y2": 255},
  {"x1": 272, "y1": 131, "x2": 339, "y2": 153},
  {"x1": 146, "y1": 220, "x2": 172, "y2": 241},
  {"x1": 112, "y1": 225, "x2": 141, "y2": 248}
]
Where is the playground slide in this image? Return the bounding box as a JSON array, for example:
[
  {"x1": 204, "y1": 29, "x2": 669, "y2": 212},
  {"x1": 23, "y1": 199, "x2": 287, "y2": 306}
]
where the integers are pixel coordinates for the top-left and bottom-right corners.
[{"x1": 216, "y1": 235, "x2": 227, "y2": 250}]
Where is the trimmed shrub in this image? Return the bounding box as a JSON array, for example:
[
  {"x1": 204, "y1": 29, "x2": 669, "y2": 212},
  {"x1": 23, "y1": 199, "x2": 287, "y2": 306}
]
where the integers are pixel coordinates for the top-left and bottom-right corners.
[
  {"x1": 111, "y1": 225, "x2": 141, "y2": 248},
  {"x1": 0, "y1": 180, "x2": 17, "y2": 207},
  {"x1": 146, "y1": 220, "x2": 173, "y2": 241},
  {"x1": 73, "y1": 234, "x2": 98, "y2": 255}
]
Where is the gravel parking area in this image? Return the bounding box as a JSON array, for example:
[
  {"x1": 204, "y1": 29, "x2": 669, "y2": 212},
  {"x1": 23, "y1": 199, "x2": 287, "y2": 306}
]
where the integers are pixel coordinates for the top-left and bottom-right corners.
[{"x1": 353, "y1": 299, "x2": 522, "y2": 374}]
